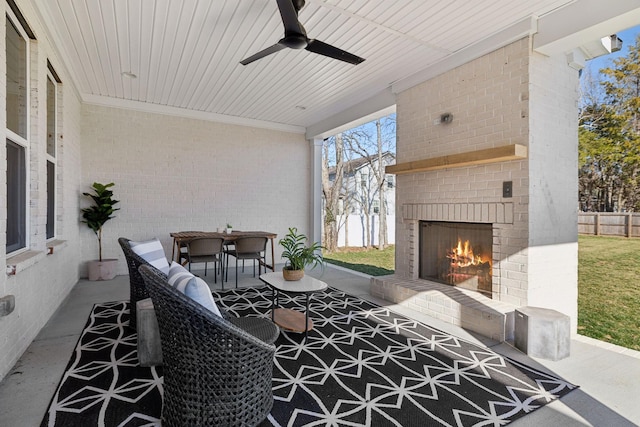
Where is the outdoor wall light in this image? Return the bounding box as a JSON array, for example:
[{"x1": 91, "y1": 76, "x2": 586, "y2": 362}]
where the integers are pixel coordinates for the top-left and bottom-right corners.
[{"x1": 440, "y1": 113, "x2": 453, "y2": 124}]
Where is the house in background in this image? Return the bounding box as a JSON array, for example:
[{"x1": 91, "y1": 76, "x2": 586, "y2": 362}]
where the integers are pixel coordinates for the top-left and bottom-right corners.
[
  {"x1": 1, "y1": 0, "x2": 638, "y2": 383},
  {"x1": 328, "y1": 152, "x2": 396, "y2": 247}
]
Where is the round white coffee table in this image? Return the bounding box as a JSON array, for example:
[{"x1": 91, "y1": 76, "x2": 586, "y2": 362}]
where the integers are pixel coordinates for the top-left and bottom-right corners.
[{"x1": 259, "y1": 272, "x2": 328, "y2": 339}]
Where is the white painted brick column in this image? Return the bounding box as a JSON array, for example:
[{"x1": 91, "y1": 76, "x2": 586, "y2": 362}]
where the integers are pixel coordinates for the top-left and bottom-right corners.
[{"x1": 526, "y1": 50, "x2": 579, "y2": 331}]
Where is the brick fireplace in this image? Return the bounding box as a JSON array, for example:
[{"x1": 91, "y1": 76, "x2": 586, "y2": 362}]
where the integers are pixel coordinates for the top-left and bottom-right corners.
[
  {"x1": 371, "y1": 201, "x2": 521, "y2": 341},
  {"x1": 403, "y1": 202, "x2": 516, "y2": 300},
  {"x1": 370, "y1": 37, "x2": 579, "y2": 342}
]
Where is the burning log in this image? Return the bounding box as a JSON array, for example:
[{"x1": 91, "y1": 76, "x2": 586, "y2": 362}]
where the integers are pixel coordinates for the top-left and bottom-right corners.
[{"x1": 438, "y1": 238, "x2": 492, "y2": 292}]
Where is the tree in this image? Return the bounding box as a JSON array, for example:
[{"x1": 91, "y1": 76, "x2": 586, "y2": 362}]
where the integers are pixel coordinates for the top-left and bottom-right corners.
[
  {"x1": 321, "y1": 113, "x2": 396, "y2": 251},
  {"x1": 322, "y1": 134, "x2": 344, "y2": 251},
  {"x1": 579, "y1": 34, "x2": 640, "y2": 211},
  {"x1": 344, "y1": 115, "x2": 396, "y2": 249},
  {"x1": 340, "y1": 128, "x2": 373, "y2": 247}
]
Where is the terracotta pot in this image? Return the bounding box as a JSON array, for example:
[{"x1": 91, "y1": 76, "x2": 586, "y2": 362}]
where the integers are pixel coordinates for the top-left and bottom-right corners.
[
  {"x1": 87, "y1": 259, "x2": 118, "y2": 281},
  {"x1": 282, "y1": 268, "x2": 304, "y2": 281}
]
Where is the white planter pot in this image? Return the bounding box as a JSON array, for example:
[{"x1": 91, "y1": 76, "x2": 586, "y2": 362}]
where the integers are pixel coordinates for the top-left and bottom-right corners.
[{"x1": 87, "y1": 259, "x2": 118, "y2": 281}]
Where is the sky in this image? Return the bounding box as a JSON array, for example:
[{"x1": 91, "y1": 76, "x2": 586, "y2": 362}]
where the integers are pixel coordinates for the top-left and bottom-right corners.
[{"x1": 585, "y1": 24, "x2": 639, "y2": 73}]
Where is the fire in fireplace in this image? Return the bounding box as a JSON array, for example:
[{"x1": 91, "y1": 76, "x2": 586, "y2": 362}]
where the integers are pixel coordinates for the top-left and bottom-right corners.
[{"x1": 419, "y1": 221, "x2": 493, "y2": 296}]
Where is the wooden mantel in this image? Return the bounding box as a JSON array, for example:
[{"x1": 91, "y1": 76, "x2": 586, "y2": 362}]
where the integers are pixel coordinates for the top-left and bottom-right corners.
[{"x1": 385, "y1": 144, "x2": 527, "y2": 175}]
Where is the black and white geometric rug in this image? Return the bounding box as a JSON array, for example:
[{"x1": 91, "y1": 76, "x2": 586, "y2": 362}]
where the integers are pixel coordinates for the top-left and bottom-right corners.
[{"x1": 41, "y1": 286, "x2": 577, "y2": 426}]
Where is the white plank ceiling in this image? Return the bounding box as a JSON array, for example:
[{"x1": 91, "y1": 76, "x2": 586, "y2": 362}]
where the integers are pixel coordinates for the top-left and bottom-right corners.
[{"x1": 38, "y1": 0, "x2": 578, "y2": 130}]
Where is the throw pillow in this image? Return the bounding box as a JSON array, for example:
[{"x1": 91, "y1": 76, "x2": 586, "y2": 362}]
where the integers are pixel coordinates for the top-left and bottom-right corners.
[
  {"x1": 130, "y1": 238, "x2": 170, "y2": 275},
  {"x1": 167, "y1": 262, "x2": 221, "y2": 317}
]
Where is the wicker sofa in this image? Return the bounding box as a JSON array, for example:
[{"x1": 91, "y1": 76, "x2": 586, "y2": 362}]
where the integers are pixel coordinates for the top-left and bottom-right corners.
[{"x1": 139, "y1": 264, "x2": 279, "y2": 426}]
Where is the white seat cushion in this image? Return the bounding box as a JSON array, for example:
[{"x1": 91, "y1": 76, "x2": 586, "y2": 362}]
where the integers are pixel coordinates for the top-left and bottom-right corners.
[
  {"x1": 167, "y1": 262, "x2": 221, "y2": 317},
  {"x1": 130, "y1": 238, "x2": 170, "y2": 275}
]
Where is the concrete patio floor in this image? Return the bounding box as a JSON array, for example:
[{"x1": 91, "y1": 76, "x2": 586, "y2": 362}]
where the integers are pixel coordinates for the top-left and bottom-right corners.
[{"x1": 1, "y1": 264, "x2": 638, "y2": 426}]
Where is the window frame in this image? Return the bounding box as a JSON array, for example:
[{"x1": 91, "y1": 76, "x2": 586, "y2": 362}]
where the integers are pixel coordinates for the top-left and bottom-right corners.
[
  {"x1": 46, "y1": 71, "x2": 58, "y2": 240},
  {"x1": 6, "y1": 8, "x2": 30, "y2": 255}
]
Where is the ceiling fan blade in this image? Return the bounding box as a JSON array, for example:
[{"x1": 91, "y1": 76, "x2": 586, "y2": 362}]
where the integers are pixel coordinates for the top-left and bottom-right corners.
[
  {"x1": 240, "y1": 43, "x2": 286, "y2": 65},
  {"x1": 306, "y1": 39, "x2": 365, "y2": 65},
  {"x1": 276, "y1": 0, "x2": 304, "y2": 34}
]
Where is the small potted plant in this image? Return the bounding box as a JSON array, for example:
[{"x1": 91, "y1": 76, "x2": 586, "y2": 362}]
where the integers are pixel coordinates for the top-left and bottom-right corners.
[
  {"x1": 226, "y1": 223, "x2": 233, "y2": 233},
  {"x1": 81, "y1": 182, "x2": 120, "y2": 280},
  {"x1": 279, "y1": 227, "x2": 324, "y2": 281}
]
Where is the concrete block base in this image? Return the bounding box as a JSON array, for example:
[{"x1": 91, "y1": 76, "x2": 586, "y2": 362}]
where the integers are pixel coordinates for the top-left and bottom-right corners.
[
  {"x1": 136, "y1": 298, "x2": 163, "y2": 367},
  {"x1": 0, "y1": 295, "x2": 15, "y2": 317},
  {"x1": 515, "y1": 306, "x2": 570, "y2": 361}
]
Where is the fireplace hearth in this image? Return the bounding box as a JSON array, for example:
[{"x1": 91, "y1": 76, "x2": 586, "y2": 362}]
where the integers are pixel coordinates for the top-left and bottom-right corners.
[{"x1": 419, "y1": 221, "x2": 493, "y2": 296}]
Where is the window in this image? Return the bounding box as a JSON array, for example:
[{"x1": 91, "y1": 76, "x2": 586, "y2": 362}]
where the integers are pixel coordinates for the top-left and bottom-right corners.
[
  {"x1": 6, "y1": 16, "x2": 27, "y2": 138},
  {"x1": 46, "y1": 161, "x2": 55, "y2": 238},
  {"x1": 373, "y1": 199, "x2": 380, "y2": 214},
  {"x1": 7, "y1": 140, "x2": 26, "y2": 252},
  {"x1": 46, "y1": 72, "x2": 57, "y2": 239},
  {"x1": 387, "y1": 175, "x2": 394, "y2": 188},
  {"x1": 6, "y1": 12, "x2": 29, "y2": 253}
]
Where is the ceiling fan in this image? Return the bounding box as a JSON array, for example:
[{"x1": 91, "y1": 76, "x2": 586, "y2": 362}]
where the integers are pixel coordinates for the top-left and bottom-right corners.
[{"x1": 240, "y1": 0, "x2": 365, "y2": 66}]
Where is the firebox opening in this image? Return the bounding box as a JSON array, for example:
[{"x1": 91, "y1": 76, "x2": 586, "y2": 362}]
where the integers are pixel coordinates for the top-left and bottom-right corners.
[{"x1": 419, "y1": 221, "x2": 493, "y2": 296}]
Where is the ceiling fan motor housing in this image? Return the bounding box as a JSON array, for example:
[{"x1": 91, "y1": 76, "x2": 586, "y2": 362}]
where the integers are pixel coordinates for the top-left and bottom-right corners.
[{"x1": 282, "y1": 34, "x2": 308, "y2": 49}]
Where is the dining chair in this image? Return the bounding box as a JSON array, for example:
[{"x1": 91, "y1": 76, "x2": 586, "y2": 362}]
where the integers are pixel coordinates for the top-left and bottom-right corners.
[
  {"x1": 176, "y1": 231, "x2": 202, "y2": 265},
  {"x1": 225, "y1": 237, "x2": 268, "y2": 288},
  {"x1": 185, "y1": 237, "x2": 225, "y2": 283}
]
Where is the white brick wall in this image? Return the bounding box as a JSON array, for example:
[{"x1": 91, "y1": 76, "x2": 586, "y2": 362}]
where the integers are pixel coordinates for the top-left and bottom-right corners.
[
  {"x1": 80, "y1": 105, "x2": 309, "y2": 276},
  {"x1": 393, "y1": 37, "x2": 579, "y2": 330},
  {"x1": 0, "y1": 1, "x2": 84, "y2": 382}
]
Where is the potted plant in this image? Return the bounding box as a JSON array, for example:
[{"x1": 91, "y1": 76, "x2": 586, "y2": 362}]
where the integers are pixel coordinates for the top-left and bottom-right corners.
[
  {"x1": 279, "y1": 227, "x2": 324, "y2": 281},
  {"x1": 226, "y1": 223, "x2": 233, "y2": 234},
  {"x1": 81, "y1": 182, "x2": 120, "y2": 280}
]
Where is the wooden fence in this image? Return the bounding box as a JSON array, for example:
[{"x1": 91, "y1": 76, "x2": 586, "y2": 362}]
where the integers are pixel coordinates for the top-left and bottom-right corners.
[{"x1": 578, "y1": 213, "x2": 640, "y2": 238}]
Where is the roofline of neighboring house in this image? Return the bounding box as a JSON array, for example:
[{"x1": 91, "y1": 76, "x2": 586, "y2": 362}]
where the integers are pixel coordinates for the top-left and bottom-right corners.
[{"x1": 328, "y1": 152, "x2": 396, "y2": 176}]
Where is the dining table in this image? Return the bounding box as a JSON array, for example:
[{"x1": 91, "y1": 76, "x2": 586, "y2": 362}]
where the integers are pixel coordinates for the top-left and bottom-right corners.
[{"x1": 169, "y1": 230, "x2": 278, "y2": 272}]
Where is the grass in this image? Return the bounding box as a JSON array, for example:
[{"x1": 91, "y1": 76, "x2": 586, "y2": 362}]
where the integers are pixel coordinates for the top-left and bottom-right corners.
[
  {"x1": 578, "y1": 235, "x2": 640, "y2": 351},
  {"x1": 323, "y1": 245, "x2": 395, "y2": 276},
  {"x1": 324, "y1": 237, "x2": 640, "y2": 351}
]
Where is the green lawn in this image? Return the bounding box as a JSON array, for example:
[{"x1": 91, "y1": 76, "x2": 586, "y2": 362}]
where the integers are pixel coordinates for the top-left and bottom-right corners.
[
  {"x1": 578, "y1": 235, "x2": 640, "y2": 351},
  {"x1": 325, "y1": 237, "x2": 640, "y2": 351},
  {"x1": 323, "y1": 245, "x2": 395, "y2": 276}
]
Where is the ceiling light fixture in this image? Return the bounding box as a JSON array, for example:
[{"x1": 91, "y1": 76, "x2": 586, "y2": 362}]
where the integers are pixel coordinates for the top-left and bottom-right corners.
[
  {"x1": 566, "y1": 34, "x2": 623, "y2": 71},
  {"x1": 121, "y1": 71, "x2": 137, "y2": 79}
]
